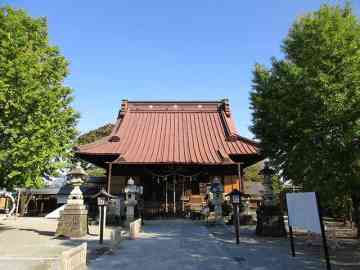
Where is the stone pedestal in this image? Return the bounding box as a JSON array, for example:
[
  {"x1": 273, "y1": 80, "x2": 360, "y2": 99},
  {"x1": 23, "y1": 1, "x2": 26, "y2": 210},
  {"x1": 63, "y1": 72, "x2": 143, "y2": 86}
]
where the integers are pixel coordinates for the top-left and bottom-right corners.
[
  {"x1": 213, "y1": 197, "x2": 223, "y2": 222},
  {"x1": 56, "y1": 162, "x2": 88, "y2": 238},
  {"x1": 256, "y1": 204, "x2": 286, "y2": 237},
  {"x1": 56, "y1": 203, "x2": 88, "y2": 238},
  {"x1": 124, "y1": 178, "x2": 139, "y2": 225},
  {"x1": 126, "y1": 204, "x2": 135, "y2": 222},
  {"x1": 125, "y1": 199, "x2": 137, "y2": 226},
  {"x1": 210, "y1": 177, "x2": 224, "y2": 223}
]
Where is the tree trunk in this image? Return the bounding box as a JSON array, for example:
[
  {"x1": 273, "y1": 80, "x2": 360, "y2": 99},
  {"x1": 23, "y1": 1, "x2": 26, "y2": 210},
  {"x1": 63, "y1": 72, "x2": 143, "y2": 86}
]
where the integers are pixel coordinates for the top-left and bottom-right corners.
[
  {"x1": 19, "y1": 192, "x2": 32, "y2": 216},
  {"x1": 351, "y1": 193, "x2": 360, "y2": 238}
]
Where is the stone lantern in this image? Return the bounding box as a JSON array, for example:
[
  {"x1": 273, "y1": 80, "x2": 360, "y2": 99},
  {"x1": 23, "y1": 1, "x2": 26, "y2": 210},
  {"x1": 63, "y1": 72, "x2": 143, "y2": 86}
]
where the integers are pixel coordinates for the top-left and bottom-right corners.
[
  {"x1": 56, "y1": 162, "x2": 88, "y2": 237},
  {"x1": 67, "y1": 162, "x2": 87, "y2": 204},
  {"x1": 210, "y1": 177, "x2": 224, "y2": 222},
  {"x1": 255, "y1": 161, "x2": 286, "y2": 237},
  {"x1": 261, "y1": 161, "x2": 276, "y2": 207},
  {"x1": 124, "y1": 177, "x2": 140, "y2": 223}
]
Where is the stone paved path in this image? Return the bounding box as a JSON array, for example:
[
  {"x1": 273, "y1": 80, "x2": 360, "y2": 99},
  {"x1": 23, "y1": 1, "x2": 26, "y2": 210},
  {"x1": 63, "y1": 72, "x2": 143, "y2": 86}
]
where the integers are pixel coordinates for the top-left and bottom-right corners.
[{"x1": 89, "y1": 219, "x2": 322, "y2": 270}]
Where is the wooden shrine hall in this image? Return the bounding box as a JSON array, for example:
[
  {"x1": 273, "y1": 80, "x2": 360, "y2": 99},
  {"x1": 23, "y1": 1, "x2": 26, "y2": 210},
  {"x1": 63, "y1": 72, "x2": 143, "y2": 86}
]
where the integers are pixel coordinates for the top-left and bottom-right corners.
[{"x1": 75, "y1": 99, "x2": 262, "y2": 218}]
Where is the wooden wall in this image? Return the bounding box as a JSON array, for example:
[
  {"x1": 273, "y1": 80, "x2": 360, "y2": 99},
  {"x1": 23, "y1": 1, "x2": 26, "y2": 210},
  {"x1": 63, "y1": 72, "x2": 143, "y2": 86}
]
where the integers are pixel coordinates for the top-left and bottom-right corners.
[{"x1": 223, "y1": 175, "x2": 241, "y2": 194}]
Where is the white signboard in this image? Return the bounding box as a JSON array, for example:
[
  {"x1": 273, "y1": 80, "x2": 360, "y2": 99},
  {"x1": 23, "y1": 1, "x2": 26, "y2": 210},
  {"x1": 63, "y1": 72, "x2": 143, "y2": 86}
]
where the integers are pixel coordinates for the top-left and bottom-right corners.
[{"x1": 286, "y1": 192, "x2": 321, "y2": 234}]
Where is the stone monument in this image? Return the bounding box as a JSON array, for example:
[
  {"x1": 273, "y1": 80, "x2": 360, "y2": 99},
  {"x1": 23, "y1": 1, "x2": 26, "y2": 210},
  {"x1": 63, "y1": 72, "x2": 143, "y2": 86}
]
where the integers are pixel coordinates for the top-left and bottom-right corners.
[
  {"x1": 256, "y1": 161, "x2": 286, "y2": 237},
  {"x1": 210, "y1": 177, "x2": 224, "y2": 222},
  {"x1": 124, "y1": 177, "x2": 138, "y2": 223},
  {"x1": 56, "y1": 162, "x2": 88, "y2": 237}
]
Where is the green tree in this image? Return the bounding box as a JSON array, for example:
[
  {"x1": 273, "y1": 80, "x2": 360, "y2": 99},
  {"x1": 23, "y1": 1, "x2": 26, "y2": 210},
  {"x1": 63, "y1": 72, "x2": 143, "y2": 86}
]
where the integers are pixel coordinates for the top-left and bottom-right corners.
[
  {"x1": 250, "y1": 4, "x2": 360, "y2": 235},
  {"x1": 244, "y1": 161, "x2": 263, "y2": 182},
  {"x1": 0, "y1": 7, "x2": 78, "y2": 189}
]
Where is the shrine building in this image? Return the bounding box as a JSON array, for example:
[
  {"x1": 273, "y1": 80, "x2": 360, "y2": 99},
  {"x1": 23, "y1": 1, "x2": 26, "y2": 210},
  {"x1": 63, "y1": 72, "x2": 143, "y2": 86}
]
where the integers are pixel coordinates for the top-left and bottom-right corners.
[{"x1": 75, "y1": 99, "x2": 262, "y2": 218}]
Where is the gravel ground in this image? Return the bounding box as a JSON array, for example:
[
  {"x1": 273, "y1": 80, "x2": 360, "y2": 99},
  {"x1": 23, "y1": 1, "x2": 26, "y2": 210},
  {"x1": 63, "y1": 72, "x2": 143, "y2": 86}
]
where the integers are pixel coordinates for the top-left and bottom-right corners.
[{"x1": 89, "y1": 219, "x2": 323, "y2": 270}]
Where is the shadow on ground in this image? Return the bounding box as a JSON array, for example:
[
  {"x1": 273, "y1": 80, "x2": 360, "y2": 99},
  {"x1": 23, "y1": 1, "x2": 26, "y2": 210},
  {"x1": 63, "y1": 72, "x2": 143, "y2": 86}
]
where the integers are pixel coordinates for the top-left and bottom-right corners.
[
  {"x1": 0, "y1": 223, "x2": 15, "y2": 234},
  {"x1": 18, "y1": 228, "x2": 55, "y2": 237},
  {"x1": 207, "y1": 224, "x2": 360, "y2": 270}
]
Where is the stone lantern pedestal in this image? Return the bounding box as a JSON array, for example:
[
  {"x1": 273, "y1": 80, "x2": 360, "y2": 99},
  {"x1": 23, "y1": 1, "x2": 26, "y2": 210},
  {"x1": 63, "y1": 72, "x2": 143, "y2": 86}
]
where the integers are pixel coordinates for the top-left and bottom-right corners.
[
  {"x1": 56, "y1": 163, "x2": 88, "y2": 238},
  {"x1": 125, "y1": 199, "x2": 137, "y2": 223},
  {"x1": 124, "y1": 178, "x2": 141, "y2": 225},
  {"x1": 210, "y1": 177, "x2": 224, "y2": 223},
  {"x1": 256, "y1": 162, "x2": 286, "y2": 237}
]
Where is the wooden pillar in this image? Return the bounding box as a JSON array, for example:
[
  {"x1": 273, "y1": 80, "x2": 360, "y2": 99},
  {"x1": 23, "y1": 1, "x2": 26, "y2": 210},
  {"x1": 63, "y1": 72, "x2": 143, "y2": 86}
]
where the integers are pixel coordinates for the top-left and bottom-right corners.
[
  {"x1": 241, "y1": 170, "x2": 245, "y2": 192},
  {"x1": 40, "y1": 201, "x2": 44, "y2": 215},
  {"x1": 165, "y1": 177, "x2": 168, "y2": 213},
  {"x1": 238, "y1": 163, "x2": 244, "y2": 192},
  {"x1": 182, "y1": 177, "x2": 185, "y2": 212},
  {"x1": 103, "y1": 163, "x2": 112, "y2": 228},
  {"x1": 173, "y1": 177, "x2": 176, "y2": 215},
  {"x1": 107, "y1": 163, "x2": 112, "y2": 194}
]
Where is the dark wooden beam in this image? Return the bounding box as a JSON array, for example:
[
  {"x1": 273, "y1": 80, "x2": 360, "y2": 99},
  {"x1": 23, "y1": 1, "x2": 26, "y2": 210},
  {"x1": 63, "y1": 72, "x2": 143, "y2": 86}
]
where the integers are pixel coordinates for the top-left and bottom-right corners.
[
  {"x1": 107, "y1": 163, "x2": 112, "y2": 194},
  {"x1": 108, "y1": 164, "x2": 239, "y2": 177}
]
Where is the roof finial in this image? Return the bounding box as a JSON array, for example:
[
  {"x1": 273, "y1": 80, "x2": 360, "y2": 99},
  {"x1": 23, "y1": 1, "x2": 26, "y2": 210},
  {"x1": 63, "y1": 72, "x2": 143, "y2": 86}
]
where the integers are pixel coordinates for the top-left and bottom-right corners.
[
  {"x1": 119, "y1": 99, "x2": 128, "y2": 118},
  {"x1": 222, "y1": 98, "x2": 230, "y2": 117}
]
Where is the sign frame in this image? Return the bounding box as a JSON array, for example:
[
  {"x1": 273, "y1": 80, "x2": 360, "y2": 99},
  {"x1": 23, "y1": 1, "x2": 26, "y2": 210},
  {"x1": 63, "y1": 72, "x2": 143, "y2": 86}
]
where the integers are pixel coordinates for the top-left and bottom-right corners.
[{"x1": 286, "y1": 192, "x2": 331, "y2": 270}]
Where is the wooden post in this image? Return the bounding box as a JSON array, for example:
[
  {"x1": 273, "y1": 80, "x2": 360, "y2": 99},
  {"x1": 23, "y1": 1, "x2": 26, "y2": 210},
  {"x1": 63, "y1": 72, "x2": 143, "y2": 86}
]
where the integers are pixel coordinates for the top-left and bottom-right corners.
[
  {"x1": 173, "y1": 177, "x2": 176, "y2": 215},
  {"x1": 104, "y1": 163, "x2": 112, "y2": 229},
  {"x1": 107, "y1": 163, "x2": 112, "y2": 193},
  {"x1": 165, "y1": 177, "x2": 168, "y2": 213},
  {"x1": 289, "y1": 225, "x2": 296, "y2": 257},
  {"x1": 182, "y1": 177, "x2": 185, "y2": 212},
  {"x1": 286, "y1": 194, "x2": 296, "y2": 257},
  {"x1": 237, "y1": 163, "x2": 244, "y2": 192},
  {"x1": 316, "y1": 192, "x2": 332, "y2": 270},
  {"x1": 40, "y1": 201, "x2": 44, "y2": 216},
  {"x1": 234, "y1": 204, "x2": 240, "y2": 244},
  {"x1": 99, "y1": 205, "x2": 104, "y2": 244}
]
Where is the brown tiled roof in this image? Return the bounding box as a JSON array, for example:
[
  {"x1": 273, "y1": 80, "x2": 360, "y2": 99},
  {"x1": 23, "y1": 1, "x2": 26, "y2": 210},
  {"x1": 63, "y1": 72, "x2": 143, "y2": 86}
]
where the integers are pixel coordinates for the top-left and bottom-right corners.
[{"x1": 76, "y1": 100, "x2": 259, "y2": 165}]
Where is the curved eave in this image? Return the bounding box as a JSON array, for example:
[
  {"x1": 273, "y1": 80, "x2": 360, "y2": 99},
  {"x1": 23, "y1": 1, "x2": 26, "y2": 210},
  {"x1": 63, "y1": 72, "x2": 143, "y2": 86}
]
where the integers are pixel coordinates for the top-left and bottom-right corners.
[
  {"x1": 111, "y1": 161, "x2": 236, "y2": 166},
  {"x1": 75, "y1": 152, "x2": 119, "y2": 168},
  {"x1": 229, "y1": 152, "x2": 264, "y2": 168}
]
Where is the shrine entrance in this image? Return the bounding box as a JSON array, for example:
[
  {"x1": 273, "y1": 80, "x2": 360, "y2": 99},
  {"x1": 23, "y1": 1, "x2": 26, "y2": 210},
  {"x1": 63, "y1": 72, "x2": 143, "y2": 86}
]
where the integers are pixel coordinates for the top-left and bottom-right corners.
[{"x1": 141, "y1": 175, "x2": 210, "y2": 219}]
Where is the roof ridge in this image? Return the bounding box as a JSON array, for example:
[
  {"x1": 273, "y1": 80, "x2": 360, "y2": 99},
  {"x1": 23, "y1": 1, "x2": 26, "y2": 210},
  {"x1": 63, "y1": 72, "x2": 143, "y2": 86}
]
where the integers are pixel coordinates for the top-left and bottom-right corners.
[{"x1": 124, "y1": 99, "x2": 226, "y2": 103}]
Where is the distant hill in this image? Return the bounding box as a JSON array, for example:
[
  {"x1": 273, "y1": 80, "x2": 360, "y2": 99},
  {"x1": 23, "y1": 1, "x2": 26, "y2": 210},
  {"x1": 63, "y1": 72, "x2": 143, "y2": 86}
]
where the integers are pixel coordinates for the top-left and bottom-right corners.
[
  {"x1": 77, "y1": 123, "x2": 114, "y2": 145},
  {"x1": 75, "y1": 123, "x2": 115, "y2": 176}
]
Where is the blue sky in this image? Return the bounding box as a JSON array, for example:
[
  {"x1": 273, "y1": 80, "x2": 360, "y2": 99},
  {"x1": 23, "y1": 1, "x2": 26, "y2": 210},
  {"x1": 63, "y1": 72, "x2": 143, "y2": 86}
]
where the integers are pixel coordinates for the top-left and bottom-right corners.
[{"x1": 3, "y1": 1, "x2": 360, "y2": 138}]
